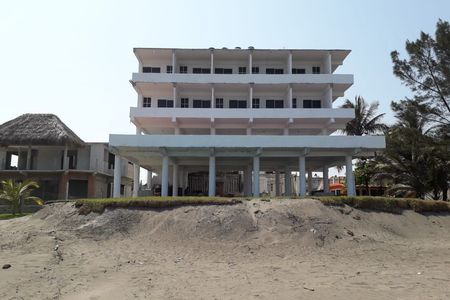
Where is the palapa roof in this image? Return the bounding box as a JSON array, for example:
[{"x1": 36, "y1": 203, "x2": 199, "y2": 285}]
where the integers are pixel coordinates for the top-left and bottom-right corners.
[{"x1": 0, "y1": 114, "x2": 85, "y2": 147}]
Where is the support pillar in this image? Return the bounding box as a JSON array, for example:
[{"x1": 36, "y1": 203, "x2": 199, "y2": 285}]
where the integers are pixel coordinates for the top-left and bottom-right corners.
[
  {"x1": 211, "y1": 85, "x2": 215, "y2": 108},
  {"x1": 172, "y1": 164, "x2": 178, "y2": 196},
  {"x1": 244, "y1": 165, "x2": 252, "y2": 196},
  {"x1": 346, "y1": 155, "x2": 356, "y2": 196},
  {"x1": 323, "y1": 84, "x2": 333, "y2": 108},
  {"x1": 161, "y1": 155, "x2": 169, "y2": 197},
  {"x1": 249, "y1": 84, "x2": 253, "y2": 109},
  {"x1": 88, "y1": 174, "x2": 96, "y2": 198},
  {"x1": 147, "y1": 170, "x2": 152, "y2": 189},
  {"x1": 172, "y1": 84, "x2": 177, "y2": 107},
  {"x1": 210, "y1": 50, "x2": 214, "y2": 74},
  {"x1": 288, "y1": 84, "x2": 293, "y2": 108},
  {"x1": 288, "y1": 51, "x2": 293, "y2": 74},
  {"x1": 284, "y1": 166, "x2": 291, "y2": 196},
  {"x1": 133, "y1": 164, "x2": 140, "y2": 197},
  {"x1": 275, "y1": 171, "x2": 280, "y2": 196},
  {"x1": 298, "y1": 156, "x2": 306, "y2": 196},
  {"x1": 248, "y1": 51, "x2": 253, "y2": 74},
  {"x1": 208, "y1": 155, "x2": 216, "y2": 197},
  {"x1": 308, "y1": 170, "x2": 313, "y2": 195},
  {"x1": 172, "y1": 49, "x2": 176, "y2": 73},
  {"x1": 63, "y1": 145, "x2": 69, "y2": 170},
  {"x1": 323, "y1": 166, "x2": 329, "y2": 193},
  {"x1": 323, "y1": 52, "x2": 332, "y2": 74},
  {"x1": 252, "y1": 156, "x2": 260, "y2": 197},
  {"x1": 113, "y1": 155, "x2": 122, "y2": 198},
  {"x1": 26, "y1": 146, "x2": 31, "y2": 170}
]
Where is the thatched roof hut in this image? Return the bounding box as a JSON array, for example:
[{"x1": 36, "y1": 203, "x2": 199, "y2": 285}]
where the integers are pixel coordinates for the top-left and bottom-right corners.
[{"x1": 0, "y1": 114, "x2": 85, "y2": 147}]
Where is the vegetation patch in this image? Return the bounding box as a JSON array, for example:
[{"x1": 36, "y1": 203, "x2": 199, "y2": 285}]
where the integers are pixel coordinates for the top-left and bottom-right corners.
[
  {"x1": 310, "y1": 196, "x2": 450, "y2": 213},
  {"x1": 75, "y1": 196, "x2": 242, "y2": 214},
  {"x1": 0, "y1": 213, "x2": 31, "y2": 220}
]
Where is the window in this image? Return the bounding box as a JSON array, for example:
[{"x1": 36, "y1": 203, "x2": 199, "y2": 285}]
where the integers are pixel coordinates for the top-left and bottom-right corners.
[
  {"x1": 266, "y1": 99, "x2": 284, "y2": 108},
  {"x1": 266, "y1": 68, "x2": 284, "y2": 74},
  {"x1": 157, "y1": 99, "x2": 174, "y2": 108},
  {"x1": 303, "y1": 99, "x2": 321, "y2": 108},
  {"x1": 251, "y1": 66, "x2": 259, "y2": 74},
  {"x1": 193, "y1": 100, "x2": 211, "y2": 108},
  {"x1": 238, "y1": 67, "x2": 247, "y2": 74},
  {"x1": 166, "y1": 65, "x2": 173, "y2": 73},
  {"x1": 312, "y1": 66, "x2": 321, "y2": 74},
  {"x1": 229, "y1": 100, "x2": 247, "y2": 109},
  {"x1": 67, "y1": 150, "x2": 77, "y2": 169},
  {"x1": 142, "y1": 67, "x2": 161, "y2": 73},
  {"x1": 292, "y1": 98, "x2": 297, "y2": 108},
  {"x1": 193, "y1": 67, "x2": 211, "y2": 74},
  {"x1": 181, "y1": 98, "x2": 189, "y2": 108},
  {"x1": 215, "y1": 98, "x2": 224, "y2": 108},
  {"x1": 292, "y1": 68, "x2": 306, "y2": 74},
  {"x1": 143, "y1": 97, "x2": 151, "y2": 107},
  {"x1": 179, "y1": 66, "x2": 188, "y2": 73},
  {"x1": 214, "y1": 68, "x2": 233, "y2": 74},
  {"x1": 252, "y1": 98, "x2": 260, "y2": 109}
]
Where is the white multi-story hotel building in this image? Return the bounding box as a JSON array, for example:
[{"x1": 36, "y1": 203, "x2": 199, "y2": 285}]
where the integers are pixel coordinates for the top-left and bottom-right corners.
[{"x1": 110, "y1": 47, "x2": 385, "y2": 197}]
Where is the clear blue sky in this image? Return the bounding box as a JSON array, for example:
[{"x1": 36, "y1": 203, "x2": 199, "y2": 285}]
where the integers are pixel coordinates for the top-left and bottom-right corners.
[{"x1": 1, "y1": 0, "x2": 449, "y2": 142}]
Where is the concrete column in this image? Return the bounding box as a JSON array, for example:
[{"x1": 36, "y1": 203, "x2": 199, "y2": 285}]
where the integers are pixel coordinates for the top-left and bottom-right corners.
[
  {"x1": 172, "y1": 164, "x2": 178, "y2": 196},
  {"x1": 346, "y1": 155, "x2": 356, "y2": 196},
  {"x1": 172, "y1": 49, "x2": 176, "y2": 73},
  {"x1": 26, "y1": 146, "x2": 32, "y2": 170},
  {"x1": 63, "y1": 145, "x2": 69, "y2": 170},
  {"x1": 307, "y1": 170, "x2": 313, "y2": 195},
  {"x1": 275, "y1": 171, "x2": 280, "y2": 196},
  {"x1": 252, "y1": 156, "x2": 260, "y2": 197},
  {"x1": 161, "y1": 155, "x2": 169, "y2": 197},
  {"x1": 288, "y1": 84, "x2": 293, "y2": 108},
  {"x1": 249, "y1": 51, "x2": 253, "y2": 74},
  {"x1": 283, "y1": 127, "x2": 289, "y2": 136},
  {"x1": 249, "y1": 85, "x2": 253, "y2": 109},
  {"x1": 210, "y1": 50, "x2": 214, "y2": 74},
  {"x1": 87, "y1": 174, "x2": 96, "y2": 198},
  {"x1": 298, "y1": 156, "x2": 306, "y2": 196},
  {"x1": 323, "y1": 84, "x2": 333, "y2": 108},
  {"x1": 0, "y1": 149, "x2": 6, "y2": 170},
  {"x1": 288, "y1": 51, "x2": 292, "y2": 74},
  {"x1": 208, "y1": 156, "x2": 216, "y2": 196},
  {"x1": 284, "y1": 167, "x2": 291, "y2": 196},
  {"x1": 323, "y1": 52, "x2": 332, "y2": 74},
  {"x1": 243, "y1": 165, "x2": 252, "y2": 196},
  {"x1": 246, "y1": 127, "x2": 252, "y2": 135},
  {"x1": 113, "y1": 155, "x2": 122, "y2": 198},
  {"x1": 147, "y1": 170, "x2": 152, "y2": 189},
  {"x1": 133, "y1": 164, "x2": 140, "y2": 197},
  {"x1": 172, "y1": 84, "x2": 177, "y2": 107},
  {"x1": 211, "y1": 85, "x2": 215, "y2": 108},
  {"x1": 323, "y1": 166, "x2": 329, "y2": 193}
]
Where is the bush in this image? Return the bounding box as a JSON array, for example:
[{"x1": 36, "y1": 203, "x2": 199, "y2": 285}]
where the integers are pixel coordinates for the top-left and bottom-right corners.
[{"x1": 75, "y1": 196, "x2": 242, "y2": 214}]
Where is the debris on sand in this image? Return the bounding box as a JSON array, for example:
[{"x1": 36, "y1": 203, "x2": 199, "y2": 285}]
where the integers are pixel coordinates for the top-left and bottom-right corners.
[{"x1": 2, "y1": 264, "x2": 11, "y2": 270}]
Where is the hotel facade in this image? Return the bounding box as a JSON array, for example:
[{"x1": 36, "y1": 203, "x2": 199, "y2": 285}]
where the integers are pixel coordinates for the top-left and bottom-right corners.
[{"x1": 110, "y1": 47, "x2": 385, "y2": 197}]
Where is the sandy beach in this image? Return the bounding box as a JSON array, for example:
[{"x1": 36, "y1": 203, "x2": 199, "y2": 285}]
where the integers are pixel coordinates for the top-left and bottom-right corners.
[{"x1": 1, "y1": 199, "x2": 449, "y2": 299}]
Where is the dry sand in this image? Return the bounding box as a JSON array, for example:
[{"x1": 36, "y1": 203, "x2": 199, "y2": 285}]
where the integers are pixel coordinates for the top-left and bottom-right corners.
[{"x1": 0, "y1": 199, "x2": 450, "y2": 299}]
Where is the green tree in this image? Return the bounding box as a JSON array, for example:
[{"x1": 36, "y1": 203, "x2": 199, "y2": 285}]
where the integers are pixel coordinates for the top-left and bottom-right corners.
[
  {"x1": 340, "y1": 96, "x2": 387, "y2": 136},
  {"x1": 391, "y1": 19, "x2": 450, "y2": 125},
  {"x1": 0, "y1": 179, "x2": 43, "y2": 215},
  {"x1": 354, "y1": 158, "x2": 379, "y2": 195}
]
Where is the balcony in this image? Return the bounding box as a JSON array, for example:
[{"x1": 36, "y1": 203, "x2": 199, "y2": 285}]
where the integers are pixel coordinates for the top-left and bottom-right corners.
[{"x1": 131, "y1": 73, "x2": 353, "y2": 86}]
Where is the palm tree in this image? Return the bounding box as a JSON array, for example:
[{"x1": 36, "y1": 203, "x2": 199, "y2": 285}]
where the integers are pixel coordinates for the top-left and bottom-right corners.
[
  {"x1": 0, "y1": 179, "x2": 43, "y2": 215},
  {"x1": 340, "y1": 96, "x2": 387, "y2": 136}
]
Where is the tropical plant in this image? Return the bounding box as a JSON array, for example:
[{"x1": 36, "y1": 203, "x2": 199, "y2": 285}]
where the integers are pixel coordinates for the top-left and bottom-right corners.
[
  {"x1": 340, "y1": 96, "x2": 387, "y2": 136},
  {"x1": 0, "y1": 179, "x2": 43, "y2": 215}
]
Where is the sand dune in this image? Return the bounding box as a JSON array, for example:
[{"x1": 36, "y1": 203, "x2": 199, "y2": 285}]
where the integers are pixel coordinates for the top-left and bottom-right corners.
[{"x1": 1, "y1": 199, "x2": 450, "y2": 299}]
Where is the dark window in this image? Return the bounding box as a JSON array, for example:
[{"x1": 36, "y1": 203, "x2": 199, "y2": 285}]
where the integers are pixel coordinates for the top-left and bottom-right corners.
[
  {"x1": 229, "y1": 100, "x2": 247, "y2": 109},
  {"x1": 181, "y1": 98, "x2": 189, "y2": 108},
  {"x1": 157, "y1": 99, "x2": 174, "y2": 108},
  {"x1": 292, "y1": 98, "x2": 297, "y2": 108},
  {"x1": 142, "y1": 67, "x2": 161, "y2": 73},
  {"x1": 303, "y1": 99, "x2": 321, "y2": 108},
  {"x1": 292, "y1": 68, "x2": 306, "y2": 74},
  {"x1": 179, "y1": 66, "x2": 188, "y2": 73},
  {"x1": 266, "y1": 68, "x2": 284, "y2": 74},
  {"x1": 312, "y1": 66, "x2": 321, "y2": 74},
  {"x1": 166, "y1": 65, "x2": 173, "y2": 73},
  {"x1": 238, "y1": 67, "x2": 247, "y2": 74},
  {"x1": 252, "y1": 66, "x2": 259, "y2": 74},
  {"x1": 67, "y1": 150, "x2": 77, "y2": 169},
  {"x1": 193, "y1": 67, "x2": 211, "y2": 74},
  {"x1": 215, "y1": 98, "x2": 224, "y2": 108},
  {"x1": 252, "y1": 98, "x2": 260, "y2": 109},
  {"x1": 143, "y1": 97, "x2": 151, "y2": 107},
  {"x1": 266, "y1": 99, "x2": 284, "y2": 108},
  {"x1": 214, "y1": 68, "x2": 233, "y2": 74},
  {"x1": 193, "y1": 100, "x2": 211, "y2": 108}
]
